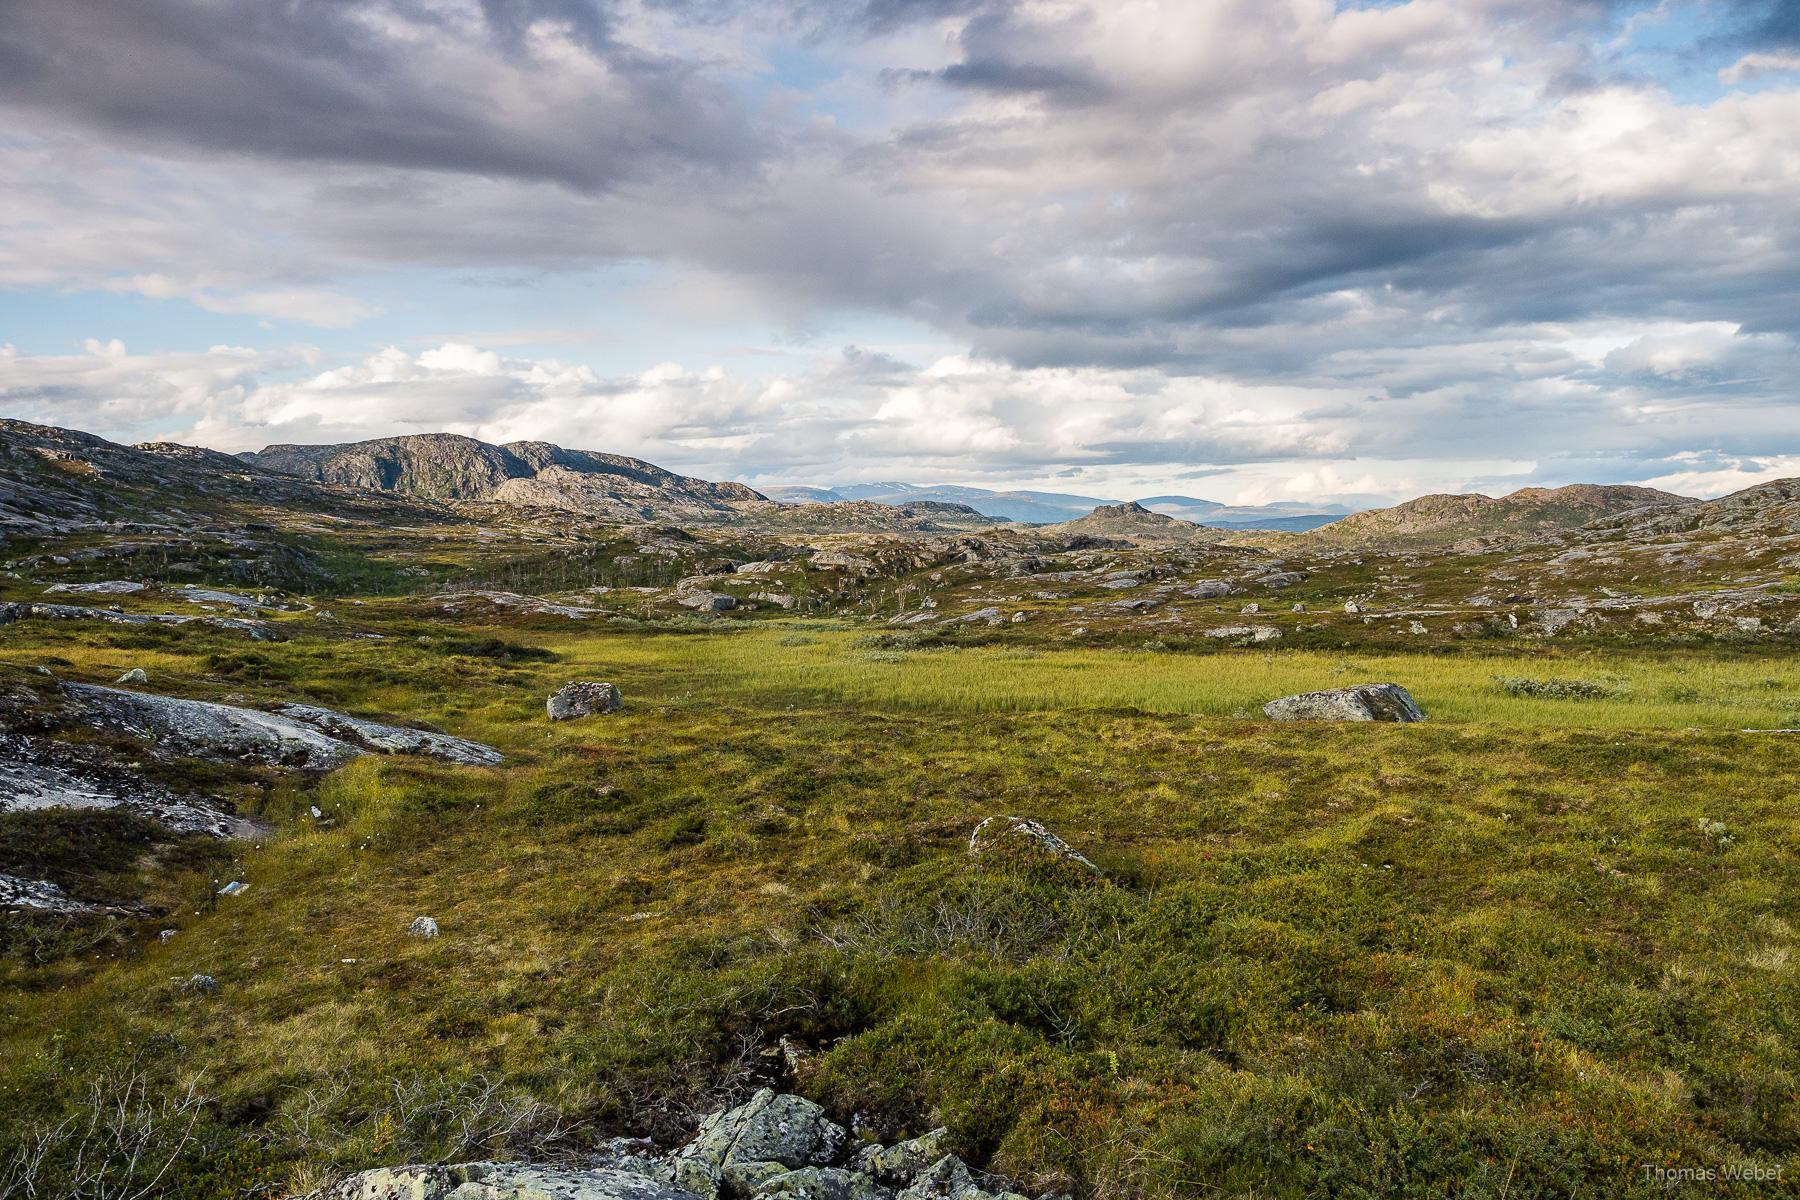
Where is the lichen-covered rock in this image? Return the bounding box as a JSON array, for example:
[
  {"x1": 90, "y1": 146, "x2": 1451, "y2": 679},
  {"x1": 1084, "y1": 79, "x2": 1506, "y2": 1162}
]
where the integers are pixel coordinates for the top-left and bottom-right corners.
[
  {"x1": 752, "y1": 1166, "x2": 893, "y2": 1199},
  {"x1": 1183, "y1": 579, "x2": 1235, "y2": 598},
  {"x1": 408, "y1": 916, "x2": 440, "y2": 939},
  {"x1": 1262, "y1": 683, "x2": 1425, "y2": 723},
  {"x1": 853, "y1": 1130, "x2": 947, "y2": 1186},
  {"x1": 547, "y1": 681, "x2": 623, "y2": 720},
  {"x1": 894, "y1": 1157, "x2": 1026, "y2": 1200},
  {"x1": 273, "y1": 703, "x2": 503, "y2": 766},
  {"x1": 674, "y1": 1089, "x2": 848, "y2": 1183},
  {"x1": 62, "y1": 682, "x2": 360, "y2": 770},
  {"x1": 0, "y1": 872, "x2": 104, "y2": 914},
  {"x1": 677, "y1": 591, "x2": 738, "y2": 612},
  {"x1": 313, "y1": 1162, "x2": 703, "y2": 1199},
  {"x1": 967, "y1": 817, "x2": 1100, "y2": 876}
]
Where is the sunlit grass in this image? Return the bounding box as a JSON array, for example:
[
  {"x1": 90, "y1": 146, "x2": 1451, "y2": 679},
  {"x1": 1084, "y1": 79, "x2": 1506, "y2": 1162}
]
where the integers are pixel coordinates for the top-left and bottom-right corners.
[{"x1": 548, "y1": 628, "x2": 1800, "y2": 730}]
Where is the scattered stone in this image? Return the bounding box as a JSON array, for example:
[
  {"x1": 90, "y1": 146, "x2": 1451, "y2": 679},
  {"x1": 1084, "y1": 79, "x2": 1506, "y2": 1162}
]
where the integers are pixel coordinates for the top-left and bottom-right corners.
[
  {"x1": 1240, "y1": 602, "x2": 1260, "y2": 614},
  {"x1": 116, "y1": 667, "x2": 148, "y2": 684},
  {"x1": 1202, "y1": 625, "x2": 1280, "y2": 642},
  {"x1": 547, "y1": 681, "x2": 624, "y2": 720},
  {"x1": 1183, "y1": 579, "x2": 1235, "y2": 598},
  {"x1": 968, "y1": 816, "x2": 1100, "y2": 875},
  {"x1": 944, "y1": 607, "x2": 1003, "y2": 625},
  {"x1": 1343, "y1": 600, "x2": 1363, "y2": 614},
  {"x1": 218, "y1": 880, "x2": 249, "y2": 896},
  {"x1": 678, "y1": 591, "x2": 738, "y2": 612},
  {"x1": 181, "y1": 974, "x2": 220, "y2": 995},
  {"x1": 311, "y1": 1093, "x2": 1031, "y2": 1200},
  {"x1": 408, "y1": 916, "x2": 440, "y2": 939},
  {"x1": 1255, "y1": 571, "x2": 1306, "y2": 588},
  {"x1": 0, "y1": 872, "x2": 104, "y2": 914},
  {"x1": 1263, "y1": 683, "x2": 1426, "y2": 723}
]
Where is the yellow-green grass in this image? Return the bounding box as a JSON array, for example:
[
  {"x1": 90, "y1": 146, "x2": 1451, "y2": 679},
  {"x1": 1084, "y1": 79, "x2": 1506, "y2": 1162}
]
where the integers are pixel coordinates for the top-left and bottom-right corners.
[
  {"x1": 3, "y1": 614, "x2": 1799, "y2": 1198},
  {"x1": 534, "y1": 627, "x2": 1800, "y2": 731}
]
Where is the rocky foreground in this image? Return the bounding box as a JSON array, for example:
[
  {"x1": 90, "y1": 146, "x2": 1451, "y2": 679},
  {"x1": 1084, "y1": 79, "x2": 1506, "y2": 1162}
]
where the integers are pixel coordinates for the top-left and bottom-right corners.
[{"x1": 320, "y1": 1089, "x2": 1035, "y2": 1200}]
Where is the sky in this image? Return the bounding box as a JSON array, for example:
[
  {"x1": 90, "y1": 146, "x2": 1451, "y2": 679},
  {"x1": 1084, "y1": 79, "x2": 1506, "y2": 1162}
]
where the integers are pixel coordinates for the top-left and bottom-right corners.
[{"x1": 1, "y1": 0, "x2": 1798, "y2": 507}]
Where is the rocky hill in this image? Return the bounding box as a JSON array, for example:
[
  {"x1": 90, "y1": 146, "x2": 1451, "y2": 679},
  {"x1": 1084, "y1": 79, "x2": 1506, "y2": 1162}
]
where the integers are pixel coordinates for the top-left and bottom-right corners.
[
  {"x1": 1295, "y1": 484, "x2": 1695, "y2": 549},
  {"x1": 0, "y1": 419, "x2": 436, "y2": 538},
  {"x1": 1039, "y1": 500, "x2": 1215, "y2": 544},
  {"x1": 245, "y1": 434, "x2": 767, "y2": 523},
  {"x1": 1580, "y1": 477, "x2": 1800, "y2": 540}
]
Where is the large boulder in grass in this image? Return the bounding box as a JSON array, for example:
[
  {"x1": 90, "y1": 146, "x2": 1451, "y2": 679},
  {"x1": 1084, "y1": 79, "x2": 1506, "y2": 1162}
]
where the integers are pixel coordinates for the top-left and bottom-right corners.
[
  {"x1": 1262, "y1": 683, "x2": 1425, "y2": 723},
  {"x1": 547, "y1": 681, "x2": 623, "y2": 720},
  {"x1": 673, "y1": 1090, "x2": 847, "y2": 1182}
]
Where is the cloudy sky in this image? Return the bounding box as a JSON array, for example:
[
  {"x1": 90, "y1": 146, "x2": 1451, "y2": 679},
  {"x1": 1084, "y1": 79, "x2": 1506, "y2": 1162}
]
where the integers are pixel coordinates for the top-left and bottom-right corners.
[{"x1": 1, "y1": 0, "x2": 1798, "y2": 505}]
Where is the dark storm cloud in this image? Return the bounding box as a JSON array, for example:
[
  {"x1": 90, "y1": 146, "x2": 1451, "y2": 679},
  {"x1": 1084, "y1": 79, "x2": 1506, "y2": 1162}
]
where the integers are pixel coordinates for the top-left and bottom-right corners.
[{"x1": 0, "y1": 0, "x2": 757, "y2": 190}]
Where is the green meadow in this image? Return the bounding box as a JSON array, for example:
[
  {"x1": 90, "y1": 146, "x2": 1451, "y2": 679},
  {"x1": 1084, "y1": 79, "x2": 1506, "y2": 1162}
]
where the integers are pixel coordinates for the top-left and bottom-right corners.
[{"x1": 3, "y1": 612, "x2": 1798, "y2": 1197}]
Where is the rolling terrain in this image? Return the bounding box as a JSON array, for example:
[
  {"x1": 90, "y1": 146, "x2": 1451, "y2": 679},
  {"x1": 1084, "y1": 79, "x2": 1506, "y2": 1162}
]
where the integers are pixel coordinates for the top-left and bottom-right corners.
[{"x1": 3, "y1": 420, "x2": 1799, "y2": 1199}]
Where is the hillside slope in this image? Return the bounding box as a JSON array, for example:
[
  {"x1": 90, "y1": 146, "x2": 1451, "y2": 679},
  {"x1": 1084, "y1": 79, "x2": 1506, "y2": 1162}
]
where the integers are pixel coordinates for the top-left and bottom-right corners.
[
  {"x1": 246, "y1": 434, "x2": 767, "y2": 523},
  {"x1": 1299, "y1": 484, "x2": 1694, "y2": 548}
]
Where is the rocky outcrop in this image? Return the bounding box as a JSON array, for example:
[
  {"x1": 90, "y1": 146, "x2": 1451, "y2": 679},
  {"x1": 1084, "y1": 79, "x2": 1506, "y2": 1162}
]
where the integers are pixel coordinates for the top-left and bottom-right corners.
[
  {"x1": 314, "y1": 1091, "x2": 1027, "y2": 1200},
  {"x1": 272, "y1": 704, "x2": 504, "y2": 766},
  {"x1": 63, "y1": 683, "x2": 358, "y2": 770},
  {"x1": 244, "y1": 433, "x2": 766, "y2": 524},
  {"x1": 0, "y1": 733, "x2": 256, "y2": 837},
  {"x1": 547, "y1": 682, "x2": 623, "y2": 720},
  {"x1": 1262, "y1": 683, "x2": 1425, "y2": 722},
  {"x1": 9, "y1": 602, "x2": 278, "y2": 640},
  {"x1": 61, "y1": 684, "x2": 503, "y2": 770}
]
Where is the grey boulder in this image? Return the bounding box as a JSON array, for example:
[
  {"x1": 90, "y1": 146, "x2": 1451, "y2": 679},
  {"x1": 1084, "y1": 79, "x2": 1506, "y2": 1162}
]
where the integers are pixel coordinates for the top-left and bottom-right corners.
[
  {"x1": 1262, "y1": 683, "x2": 1425, "y2": 723},
  {"x1": 895, "y1": 1158, "x2": 1026, "y2": 1200},
  {"x1": 313, "y1": 1163, "x2": 702, "y2": 1200},
  {"x1": 672, "y1": 1089, "x2": 847, "y2": 1196},
  {"x1": 854, "y1": 1130, "x2": 948, "y2": 1186},
  {"x1": 547, "y1": 682, "x2": 623, "y2": 720}
]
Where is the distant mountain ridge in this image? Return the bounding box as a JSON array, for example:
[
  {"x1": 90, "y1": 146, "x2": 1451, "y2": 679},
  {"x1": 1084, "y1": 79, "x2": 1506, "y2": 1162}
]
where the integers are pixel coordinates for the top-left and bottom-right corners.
[
  {"x1": 243, "y1": 433, "x2": 766, "y2": 524},
  {"x1": 763, "y1": 481, "x2": 1345, "y2": 529}
]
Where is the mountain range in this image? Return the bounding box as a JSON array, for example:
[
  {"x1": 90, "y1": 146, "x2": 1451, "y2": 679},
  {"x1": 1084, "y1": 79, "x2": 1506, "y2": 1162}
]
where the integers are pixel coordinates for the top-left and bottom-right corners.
[{"x1": 759, "y1": 481, "x2": 1348, "y2": 529}]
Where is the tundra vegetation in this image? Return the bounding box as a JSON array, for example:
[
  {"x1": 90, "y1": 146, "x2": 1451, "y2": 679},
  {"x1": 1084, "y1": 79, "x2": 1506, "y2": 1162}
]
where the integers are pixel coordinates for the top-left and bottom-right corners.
[{"x1": 1, "y1": 422, "x2": 1798, "y2": 1198}]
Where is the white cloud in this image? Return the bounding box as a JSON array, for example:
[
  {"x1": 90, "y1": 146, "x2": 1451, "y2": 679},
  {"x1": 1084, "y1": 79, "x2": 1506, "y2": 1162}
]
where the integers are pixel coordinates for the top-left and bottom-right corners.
[{"x1": 1719, "y1": 51, "x2": 1800, "y2": 86}]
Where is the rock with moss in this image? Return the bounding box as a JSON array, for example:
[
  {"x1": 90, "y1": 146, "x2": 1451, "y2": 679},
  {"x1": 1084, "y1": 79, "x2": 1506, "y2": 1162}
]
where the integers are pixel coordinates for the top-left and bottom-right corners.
[
  {"x1": 547, "y1": 681, "x2": 624, "y2": 720},
  {"x1": 674, "y1": 1089, "x2": 848, "y2": 1183},
  {"x1": 853, "y1": 1130, "x2": 947, "y2": 1186},
  {"x1": 1262, "y1": 683, "x2": 1424, "y2": 722},
  {"x1": 894, "y1": 1157, "x2": 1027, "y2": 1200},
  {"x1": 313, "y1": 1162, "x2": 703, "y2": 1199}
]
